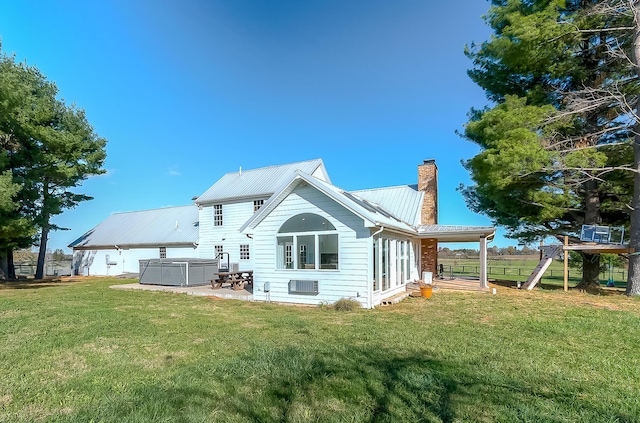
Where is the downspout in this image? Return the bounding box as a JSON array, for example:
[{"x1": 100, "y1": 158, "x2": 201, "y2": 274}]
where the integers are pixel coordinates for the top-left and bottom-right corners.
[{"x1": 370, "y1": 226, "x2": 384, "y2": 309}]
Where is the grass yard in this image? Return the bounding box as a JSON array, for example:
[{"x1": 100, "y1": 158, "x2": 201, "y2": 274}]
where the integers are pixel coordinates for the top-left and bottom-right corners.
[{"x1": 1, "y1": 278, "x2": 640, "y2": 422}]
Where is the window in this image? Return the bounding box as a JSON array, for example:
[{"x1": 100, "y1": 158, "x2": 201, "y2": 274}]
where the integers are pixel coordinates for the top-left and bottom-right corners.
[
  {"x1": 297, "y1": 235, "x2": 314, "y2": 269},
  {"x1": 372, "y1": 238, "x2": 414, "y2": 292},
  {"x1": 253, "y1": 199, "x2": 264, "y2": 212},
  {"x1": 213, "y1": 204, "x2": 223, "y2": 226},
  {"x1": 159, "y1": 247, "x2": 166, "y2": 259},
  {"x1": 276, "y1": 213, "x2": 338, "y2": 270},
  {"x1": 382, "y1": 239, "x2": 389, "y2": 290},
  {"x1": 240, "y1": 244, "x2": 250, "y2": 260},
  {"x1": 277, "y1": 236, "x2": 293, "y2": 269},
  {"x1": 400, "y1": 241, "x2": 406, "y2": 285},
  {"x1": 373, "y1": 238, "x2": 379, "y2": 291},
  {"x1": 215, "y1": 245, "x2": 223, "y2": 256}
]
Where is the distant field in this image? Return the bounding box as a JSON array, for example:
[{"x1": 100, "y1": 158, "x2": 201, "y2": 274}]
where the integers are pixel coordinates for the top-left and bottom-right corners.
[{"x1": 438, "y1": 255, "x2": 628, "y2": 289}]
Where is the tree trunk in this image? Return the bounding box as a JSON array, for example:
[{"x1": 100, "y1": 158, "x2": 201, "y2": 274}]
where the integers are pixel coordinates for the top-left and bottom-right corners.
[
  {"x1": 628, "y1": 134, "x2": 640, "y2": 294},
  {"x1": 627, "y1": 96, "x2": 640, "y2": 294},
  {"x1": 0, "y1": 249, "x2": 8, "y2": 280},
  {"x1": 7, "y1": 248, "x2": 15, "y2": 279},
  {"x1": 627, "y1": 3, "x2": 640, "y2": 295},
  {"x1": 35, "y1": 226, "x2": 49, "y2": 280},
  {"x1": 576, "y1": 179, "x2": 602, "y2": 292},
  {"x1": 577, "y1": 253, "x2": 602, "y2": 293}
]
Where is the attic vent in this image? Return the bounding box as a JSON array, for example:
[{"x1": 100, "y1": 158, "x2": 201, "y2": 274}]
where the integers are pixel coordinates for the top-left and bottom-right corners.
[{"x1": 289, "y1": 280, "x2": 319, "y2": 295}]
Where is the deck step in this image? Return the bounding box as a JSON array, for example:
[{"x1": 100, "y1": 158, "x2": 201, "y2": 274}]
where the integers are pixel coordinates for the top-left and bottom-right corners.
[{"x1": 380, "y1": 291, "x2": 410, "y2": 306}]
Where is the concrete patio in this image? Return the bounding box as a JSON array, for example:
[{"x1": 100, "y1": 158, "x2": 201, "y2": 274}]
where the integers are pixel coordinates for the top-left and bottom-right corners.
[
  {"x1": 110, "y1": 282, "x2": 253, "y2": 301},
  {"x1": 110, "y1": 275, "x2": 488, "y2": 306}
]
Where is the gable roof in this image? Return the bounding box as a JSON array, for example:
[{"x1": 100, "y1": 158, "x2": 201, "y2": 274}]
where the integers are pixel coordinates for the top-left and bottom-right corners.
[
  {"x1": 69, "y1": 205, "x2": 199, "y2": 249},
  {"x1": 195, "y1": 159, "x2": 329, "y2": 205},
  {"x1": 350, "y1": 185, "x2": 424, "y2": 226},
  {"x1": 240, "y1": 171, "x2": 417, "y2": 235}
]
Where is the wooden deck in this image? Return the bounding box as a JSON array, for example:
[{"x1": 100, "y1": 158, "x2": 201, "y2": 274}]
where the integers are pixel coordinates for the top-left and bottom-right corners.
[
  {"x1": 434, "y1": 278, "x2": 490, "y2": 292},
  {"x1": 406, "y1": 278, "x2": 489, "y2": 294}
]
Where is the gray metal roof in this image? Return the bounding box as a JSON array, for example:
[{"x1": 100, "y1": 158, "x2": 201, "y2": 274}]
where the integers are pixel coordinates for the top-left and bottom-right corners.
[
  {"x1": 69, "y1": 205, "x2": 199, "y2": 249},
  {"x1": 417, "y1": 225, "x2": 495, "y2": 242},
  {"x1": 350, "y1": 185, "x2": 424, "y2": 226},
  {"x1": 196, "y1": 159, "x2": 328, "y2": 204}
]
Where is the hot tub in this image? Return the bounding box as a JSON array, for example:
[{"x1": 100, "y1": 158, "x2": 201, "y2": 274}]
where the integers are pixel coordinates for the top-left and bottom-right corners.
[{"x1": 138, "y1": 258, "x2": 219, "y2": 286}]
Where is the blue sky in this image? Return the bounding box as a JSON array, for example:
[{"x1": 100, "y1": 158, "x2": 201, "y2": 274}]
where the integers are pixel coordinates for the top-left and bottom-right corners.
[{"x1": 0, "y1": 0, "x2": 508, "y2": 253}]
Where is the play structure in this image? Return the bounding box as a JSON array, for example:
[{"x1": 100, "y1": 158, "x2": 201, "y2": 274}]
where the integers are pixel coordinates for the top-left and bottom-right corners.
[{"x1": 522, "y1": 225, "x2": 631, "y2": 291}]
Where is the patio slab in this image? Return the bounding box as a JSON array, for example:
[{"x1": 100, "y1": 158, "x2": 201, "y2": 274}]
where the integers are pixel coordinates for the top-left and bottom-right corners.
[{"x1": 110, "y1": 282, "x2": 253, "y2": 301}]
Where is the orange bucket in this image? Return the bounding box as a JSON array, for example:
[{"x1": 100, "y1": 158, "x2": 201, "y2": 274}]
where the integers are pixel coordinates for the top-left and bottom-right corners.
[{"x1": 420, "y1": 285, "x2": 433, "y2": 299}]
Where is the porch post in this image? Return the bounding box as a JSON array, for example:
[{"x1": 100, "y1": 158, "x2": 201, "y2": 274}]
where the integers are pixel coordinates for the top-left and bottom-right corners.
[{"x1": 479, "y1": 235, "x2": 488, "y2": 289}]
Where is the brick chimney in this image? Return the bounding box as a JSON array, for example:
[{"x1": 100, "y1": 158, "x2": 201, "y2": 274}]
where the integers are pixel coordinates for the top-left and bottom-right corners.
[
  {"x1": 418, "y1": 159, "x2": 438, "y2": 224},
  {"x1": 418, "y1": 159, "x2": 438, "y2": 278}
]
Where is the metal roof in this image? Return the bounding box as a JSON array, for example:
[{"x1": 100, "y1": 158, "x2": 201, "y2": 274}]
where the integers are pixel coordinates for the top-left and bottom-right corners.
[
  {"x1": 417, "y1": 225, "x2": 495, "y2": 242},
  {"x1": 69, "y1": 205, "x2": 199, "y2": 249},
  {"x1": 350, "y1": 185, "x2": 424, "y2": 226},
  {"x1": 195, "y1": 159, "x2": 328, "y2": 204}
]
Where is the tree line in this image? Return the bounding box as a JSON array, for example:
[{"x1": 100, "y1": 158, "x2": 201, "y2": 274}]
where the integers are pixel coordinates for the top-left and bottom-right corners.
[
  {"x1": 0, "y1": 47, "x2": 106, "y2": 279},
  {"x1": 439, "y1": 246, "x2": 539, "y2": 259}
]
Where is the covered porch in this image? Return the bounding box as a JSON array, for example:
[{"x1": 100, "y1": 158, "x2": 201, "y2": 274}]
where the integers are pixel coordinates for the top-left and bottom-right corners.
[{"x1": 417, "y1": 224, "x2": 496, "y2": 289}]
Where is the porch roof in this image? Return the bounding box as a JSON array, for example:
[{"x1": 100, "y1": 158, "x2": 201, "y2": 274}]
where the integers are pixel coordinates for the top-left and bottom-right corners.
[{"x1": 416, "y1": 224, "x2": 495, "y2": 242}]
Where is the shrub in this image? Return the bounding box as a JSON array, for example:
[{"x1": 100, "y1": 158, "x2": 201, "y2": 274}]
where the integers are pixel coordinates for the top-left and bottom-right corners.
[{"x1": 332, "y1": 297, "x2": 361, "y2": 312}]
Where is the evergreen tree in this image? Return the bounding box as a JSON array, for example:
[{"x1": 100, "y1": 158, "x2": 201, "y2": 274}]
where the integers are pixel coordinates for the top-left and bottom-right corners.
[
  {"x1": 0, "y1": 50, "x2": 106, "y2": 279},
  {"x1": 462, "y1": 0, "x2": 640, "y2": 293}
]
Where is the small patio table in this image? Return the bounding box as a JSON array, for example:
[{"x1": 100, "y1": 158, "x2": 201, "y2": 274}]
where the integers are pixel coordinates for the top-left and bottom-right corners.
[{"x1": 210, "y1": 271, "x2": 253, "y2": 290}]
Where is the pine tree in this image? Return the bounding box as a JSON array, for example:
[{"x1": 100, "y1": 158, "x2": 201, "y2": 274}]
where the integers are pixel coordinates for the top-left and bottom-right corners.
[{"x1": 0, "y1": 50, "x2": 106, "y2": 279}]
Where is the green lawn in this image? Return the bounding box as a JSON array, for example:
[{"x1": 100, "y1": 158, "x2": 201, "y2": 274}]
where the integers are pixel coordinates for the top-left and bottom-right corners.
[{"x1": 1, "y1": 278, "x2": 640, "y2": 422}]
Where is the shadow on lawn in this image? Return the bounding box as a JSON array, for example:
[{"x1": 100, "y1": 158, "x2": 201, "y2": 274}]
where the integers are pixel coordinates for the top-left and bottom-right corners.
[
  {"x1": 491, "y1": 278, "x2": 627, "y2": 295},
  {"x1": 0, "y1": 278, "x2": 81, "y2": 290},
  {"x1": 64, "y1": 344, "x2": 635, "y2": 422}
]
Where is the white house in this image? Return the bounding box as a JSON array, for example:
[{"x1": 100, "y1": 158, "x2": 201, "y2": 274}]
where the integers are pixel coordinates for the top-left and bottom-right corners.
[{"x1": 70, "y1": 158, "x2": 495, "y2": 308}]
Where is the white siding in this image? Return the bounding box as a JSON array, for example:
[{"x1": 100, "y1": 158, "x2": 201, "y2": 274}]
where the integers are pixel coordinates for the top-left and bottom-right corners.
[
  {"x1": 198, "y1": 200, "x2": 255, "y2": 270},
  {"x1": 72, "y1": 245, "x2": 197, "y2": 276},
  {"x1": 252, "y1": 184, "x2": 371, "y2": 307}
]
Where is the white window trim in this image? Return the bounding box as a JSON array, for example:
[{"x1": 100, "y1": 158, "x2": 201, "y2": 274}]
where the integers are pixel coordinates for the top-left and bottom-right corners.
[
  {"x1": 240, "y1": 244, "x2": 250, "y2": 260},
  {"x1": 276, "y1": 230, "x2": 339, "y2": 271},
  {"x1": 213, "y1": 204, "x2": 223, "y2": 226}
]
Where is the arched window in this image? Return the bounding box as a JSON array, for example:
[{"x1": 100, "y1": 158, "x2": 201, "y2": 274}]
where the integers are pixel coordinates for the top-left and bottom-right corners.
[
  {"x1": 278, "y1": 213, "x2": 336, "y2": 233},
  {"x1": 276, "y1": 213, "x2": 338, "y2": 270}
]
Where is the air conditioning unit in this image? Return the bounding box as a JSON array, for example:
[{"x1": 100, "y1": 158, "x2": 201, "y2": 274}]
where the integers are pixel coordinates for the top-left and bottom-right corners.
[{"x1": 289, "y1": 280, "x2": 319, "y2": 295}]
